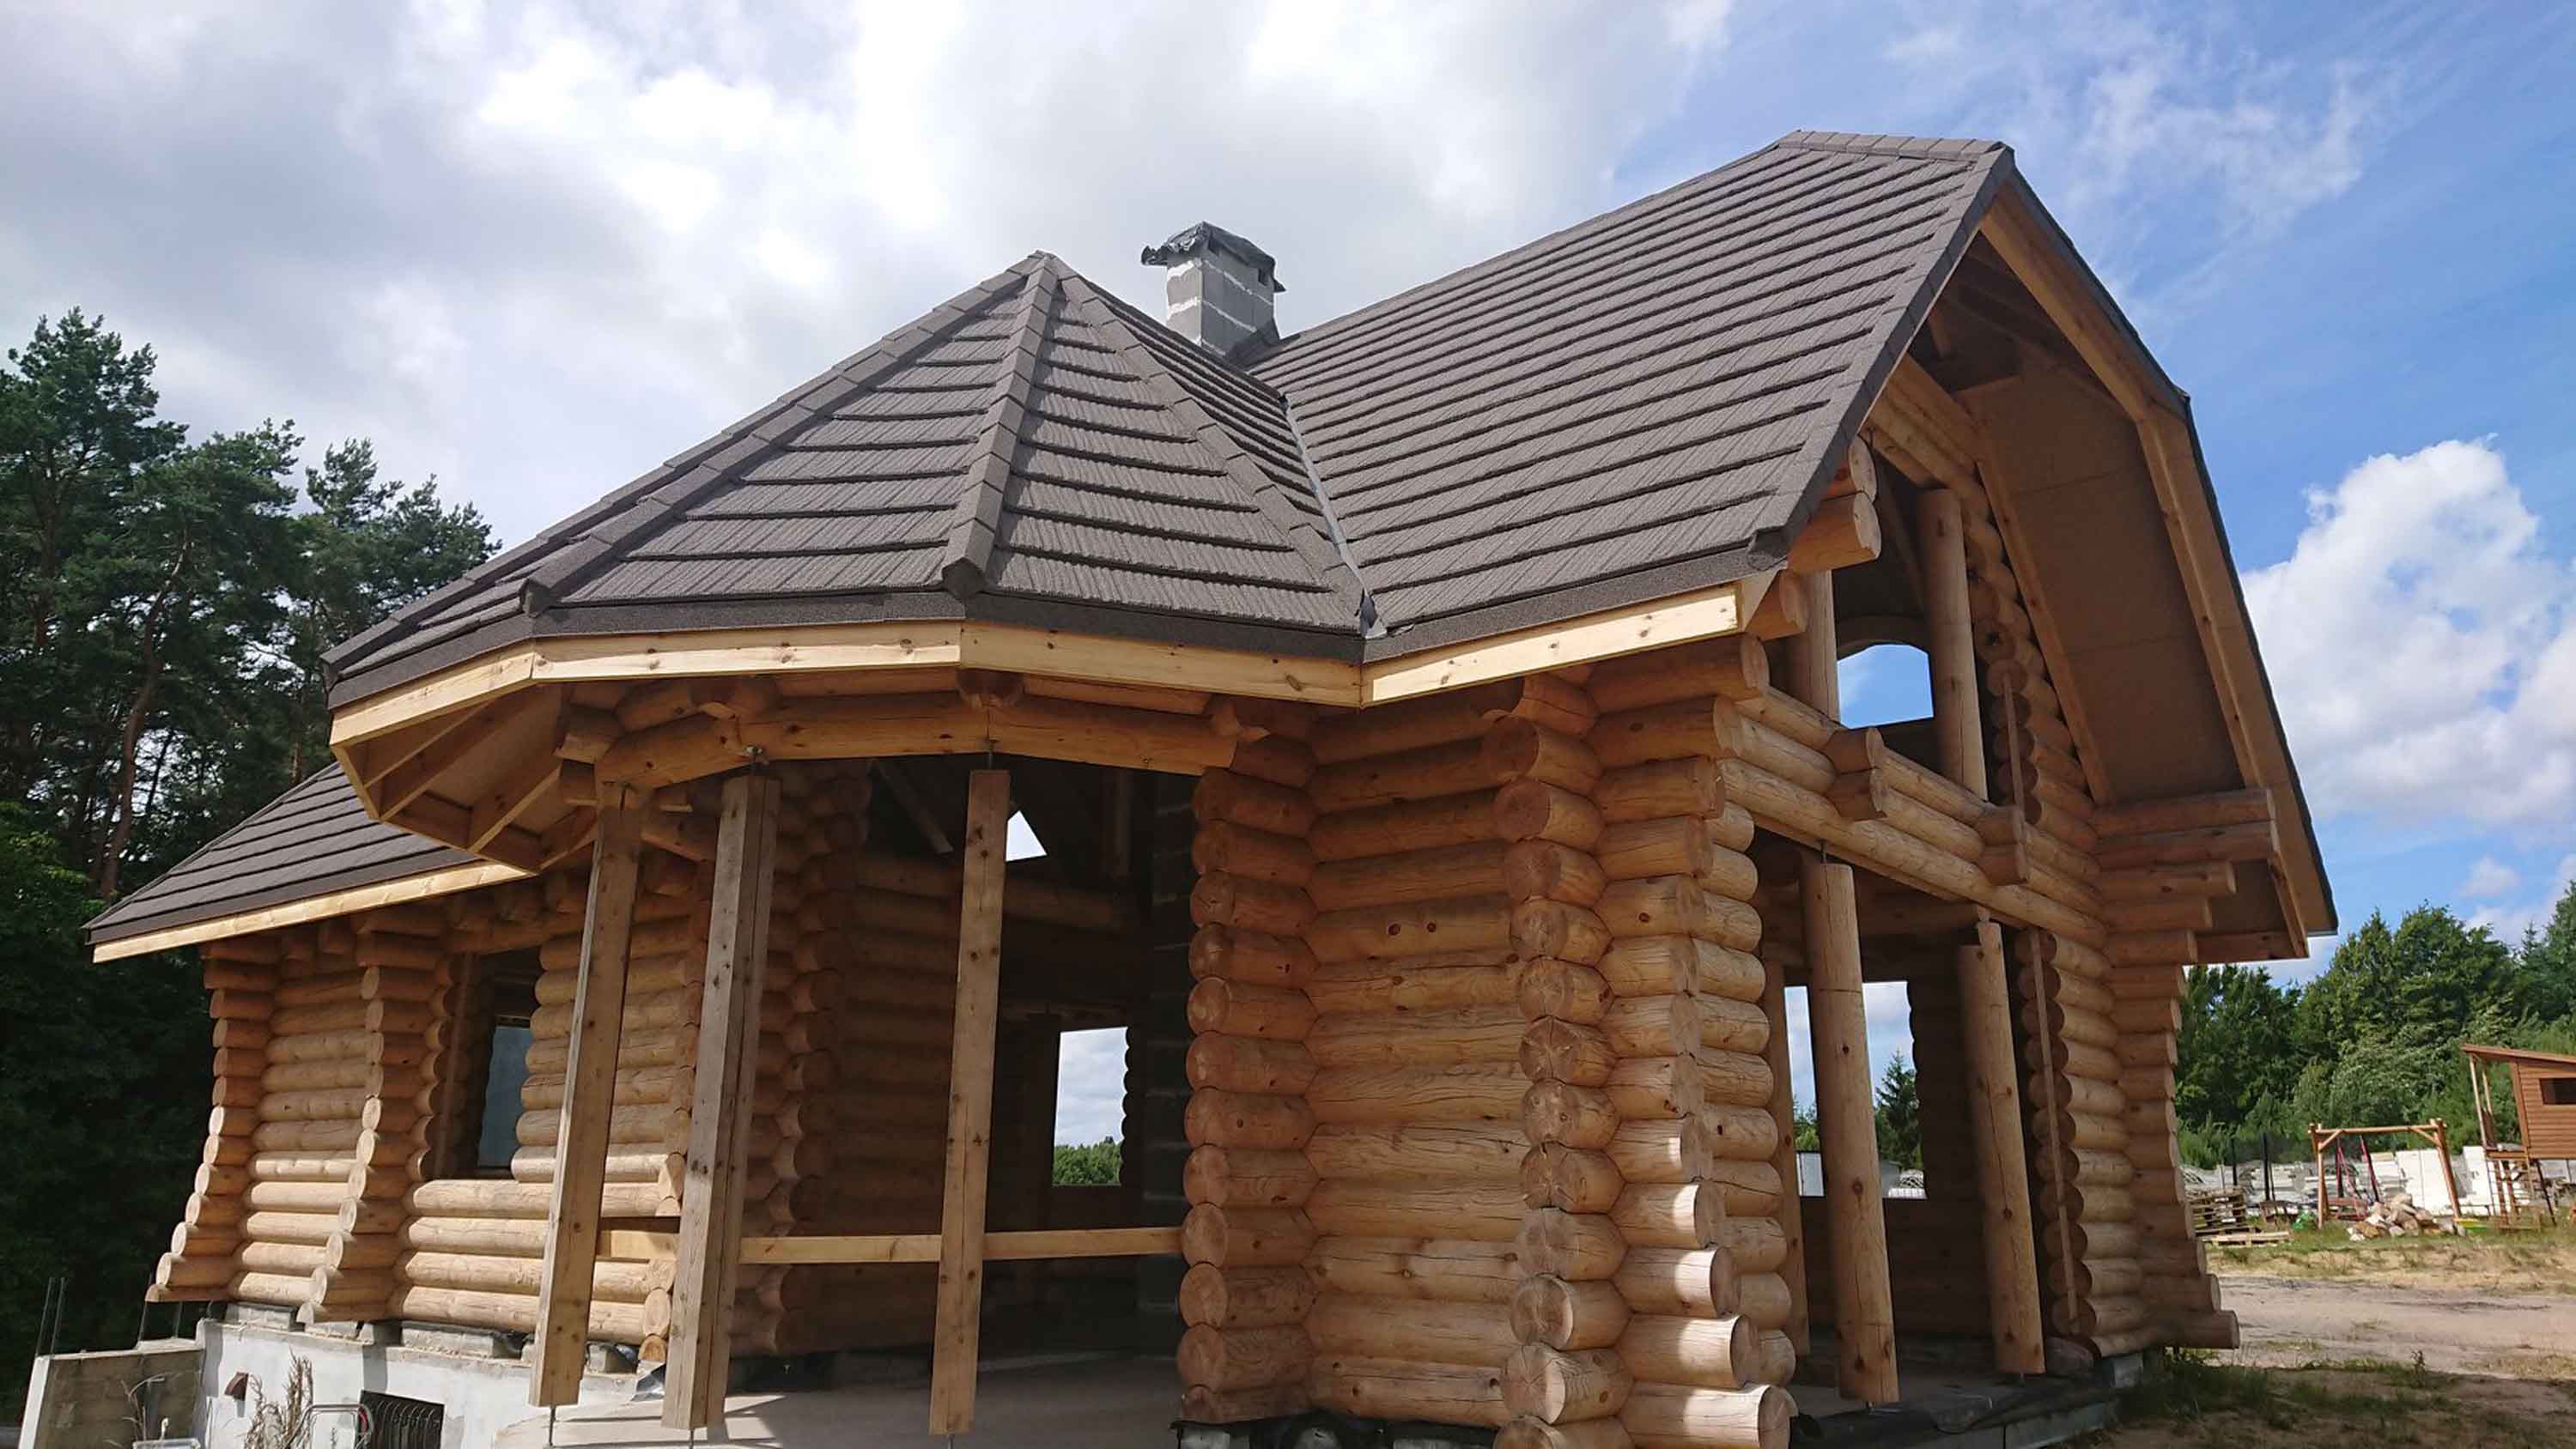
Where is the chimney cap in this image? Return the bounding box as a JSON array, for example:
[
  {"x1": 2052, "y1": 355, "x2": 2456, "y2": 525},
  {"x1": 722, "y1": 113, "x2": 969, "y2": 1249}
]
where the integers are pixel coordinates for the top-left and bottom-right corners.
[{"x1": 1140, "y1": 222, "x2": 1285, "y2": 294}]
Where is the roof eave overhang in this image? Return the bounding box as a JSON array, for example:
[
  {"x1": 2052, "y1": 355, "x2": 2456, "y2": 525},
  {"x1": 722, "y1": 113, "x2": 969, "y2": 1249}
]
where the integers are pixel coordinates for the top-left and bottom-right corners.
[
  {"x1": 88, "y1": 858, "x2": 525, "y2": 961},
  {"x1": 331, "y1": 571, "x2": 1778, "y2": 756}
]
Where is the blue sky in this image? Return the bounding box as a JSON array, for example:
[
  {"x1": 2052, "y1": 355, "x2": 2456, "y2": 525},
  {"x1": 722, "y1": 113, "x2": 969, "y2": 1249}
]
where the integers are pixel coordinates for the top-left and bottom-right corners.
[{"x1": 4, "y1": 1, "x2": 2571, "y2": 1139}]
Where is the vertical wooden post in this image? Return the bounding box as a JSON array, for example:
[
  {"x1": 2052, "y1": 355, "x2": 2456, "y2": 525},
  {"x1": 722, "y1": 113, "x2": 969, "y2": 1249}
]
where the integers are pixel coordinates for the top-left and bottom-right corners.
[
  {"x1": 1956, "y1": 920, "x2": 2044, "y2": 1373},
  {"x1": 1759, "y1": 951, "x2": 1811, "y2": 1355},
  {"x1": 1802, "y1": 859, "x2": 1899, "y2": 1402},
  {"x1": 1778, "y1": 564, "x2": 1847, "y2": 1375},
  {"x1": 930, "y1": 768, "x2": 1011, "y2": 1436},
  {"x1": 1782, "y1": 570, "x2": 1839, "y2": 711},
  {"x1": 2432, "y1": 1120, "x2": 2464, "y2": 1222},
  {"x1": 662, "y1": 773, "x2": 782, "y2": 1429},
  {"x1": 1917, "y1": 488, "x2": 1987, "y2": 798},
  {"x1": 529, "y1": 793, "x2": 647, "y2": 1406}
]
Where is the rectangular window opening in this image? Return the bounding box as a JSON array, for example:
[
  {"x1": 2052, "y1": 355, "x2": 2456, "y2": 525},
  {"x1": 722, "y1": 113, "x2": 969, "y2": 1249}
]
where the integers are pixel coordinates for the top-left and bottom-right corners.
[{"x1": 1052, "y1": 1027, "x2": 1127, "y2": 1185}]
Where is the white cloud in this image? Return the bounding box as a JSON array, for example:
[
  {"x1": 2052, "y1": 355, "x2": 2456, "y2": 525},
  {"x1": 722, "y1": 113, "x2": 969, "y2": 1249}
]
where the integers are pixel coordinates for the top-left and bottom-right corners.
[
  {"x1": 1054, "y1": 1028, "x2": 1127, "y2": 1146},
  {"x1": 2243, "y1": 440, "x2": 2576, "y2": 828},
  {"x1": 2460, "y1": 856, "x2": 2521, "y2": 900},
  {"x1": 0, "y1": 0, "x2": 1732, "y2": 549},
  {"x1": 2467, "y1": 853, "x2": 2576, "y2": 945},
  {"x1": 1781, "y1": 980, "x2": 1914, "y2": 1114},
  {"x1": 1877, "y1": 1, "x2": 2386, "y2": 301}
]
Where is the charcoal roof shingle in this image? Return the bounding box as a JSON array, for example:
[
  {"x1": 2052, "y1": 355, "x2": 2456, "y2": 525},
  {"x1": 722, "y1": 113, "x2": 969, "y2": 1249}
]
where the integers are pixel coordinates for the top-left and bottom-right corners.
[
  {"x1": 104, "y1": 131, "x2": 2022, "y2": 944},
  {"x1": 85, "y1": 764, "x2": 486, "y2": 949},
  {"x1": 325, "y1": 131, "x2": 2007, "y2": 704}
]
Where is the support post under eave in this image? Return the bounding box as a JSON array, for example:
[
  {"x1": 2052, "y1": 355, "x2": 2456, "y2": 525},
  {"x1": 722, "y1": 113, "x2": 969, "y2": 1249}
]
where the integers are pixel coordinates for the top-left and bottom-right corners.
[
  {"x1": 1917, "y1": 488, "x2": 1987, "y2": 799},
  {"x1": 1957, "y1": 919, "x2": 2044, "y2": 1373},
  {"x1": 1785, "y1": 566, "x2": 1902, "y2": 1404},
  {"x1": 530, "y1": 792, "x2": 648, "y2": 1406},
  {"x1": 664, "y1": 773, "x2": 784, "y2": 1429},
  {"x1": 929, "y1": 767, "x2": 1011, "y2": 1435}
]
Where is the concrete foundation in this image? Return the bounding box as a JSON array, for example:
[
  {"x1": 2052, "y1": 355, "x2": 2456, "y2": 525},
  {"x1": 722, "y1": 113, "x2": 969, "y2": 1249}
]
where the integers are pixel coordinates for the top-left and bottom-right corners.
[
  {"x1": 187, "y1": 1317, "x2": 635, "y2": 1449},
  {"x1": 20, "y1": 1340, "x2": 199, "y2": 1447}
]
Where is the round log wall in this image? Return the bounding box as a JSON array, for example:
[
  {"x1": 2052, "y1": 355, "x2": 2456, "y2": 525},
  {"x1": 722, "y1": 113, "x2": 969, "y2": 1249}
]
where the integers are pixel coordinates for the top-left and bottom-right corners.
[
  {"x1": 1178, "y1": 724, "x2": 1322, "y2": 1422},
  {"x1": 1578, "y1": 646, "x2": 1795, "y2": 1449},
  {"x1": 754, "y1": 763, "x2": 958, "y2": 1355}
]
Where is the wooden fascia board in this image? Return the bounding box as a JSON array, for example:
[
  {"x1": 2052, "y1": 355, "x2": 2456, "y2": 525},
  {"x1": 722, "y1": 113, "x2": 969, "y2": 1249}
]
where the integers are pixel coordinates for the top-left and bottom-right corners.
[
  {"x1": 88, "y1": 858, "x2": 526, "y2": 962},
  {"x1": 1358, "y1": 575, "x2": 1770, "y2": 705},
  {"x1": 1975, "y1": 191, "x2": 2331, "y2": 938},
  {"x1": 329, "y1": 574, "x2": 1776, "y2": 749}
]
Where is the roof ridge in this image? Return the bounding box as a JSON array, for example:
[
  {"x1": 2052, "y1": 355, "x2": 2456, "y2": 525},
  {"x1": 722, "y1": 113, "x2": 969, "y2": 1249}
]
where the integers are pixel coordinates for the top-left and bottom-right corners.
[
  {"x1": 939, "y1": 262, "x2": 1058, "y2": 597},
  {"x1": 1772, "y1": 130, "x2": 2006, "y2": 162},
  {"x1": 1055, "y1": 270, "x2": 1371, "y2": 626}
]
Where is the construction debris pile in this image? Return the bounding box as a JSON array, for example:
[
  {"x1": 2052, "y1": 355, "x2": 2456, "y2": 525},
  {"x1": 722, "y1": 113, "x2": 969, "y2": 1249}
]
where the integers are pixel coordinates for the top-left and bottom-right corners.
[{"x1": 2346, "y1": 1191, "x2": 2458, "y2": 1240}]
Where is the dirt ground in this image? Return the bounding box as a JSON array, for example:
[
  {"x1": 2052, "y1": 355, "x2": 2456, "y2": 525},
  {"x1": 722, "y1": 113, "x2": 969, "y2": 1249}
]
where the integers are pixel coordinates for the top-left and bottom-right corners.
[
  {"x1": 2085, "y1": 1234, "x2": 2576, "y2": 1447},
  {"x1": 2218, "y1": 1275, "x2": 2576, "y2": 1379}
]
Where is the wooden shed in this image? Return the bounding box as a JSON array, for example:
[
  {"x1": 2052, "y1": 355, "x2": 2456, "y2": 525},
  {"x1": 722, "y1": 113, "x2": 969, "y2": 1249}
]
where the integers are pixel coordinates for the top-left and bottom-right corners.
[
  {"x1": 88, "y1": 131, "x2": 2333, "y2": 1448},
  {"x1": 2463, "y1": 1044, "x2": 2576, "y2": 1222}
]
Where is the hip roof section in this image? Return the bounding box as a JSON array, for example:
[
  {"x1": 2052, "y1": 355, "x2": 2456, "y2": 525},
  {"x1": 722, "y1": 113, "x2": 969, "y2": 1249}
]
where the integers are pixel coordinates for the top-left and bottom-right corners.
[{"x1": 325, "y1": 132, "x2": 2006, "y2": 706}]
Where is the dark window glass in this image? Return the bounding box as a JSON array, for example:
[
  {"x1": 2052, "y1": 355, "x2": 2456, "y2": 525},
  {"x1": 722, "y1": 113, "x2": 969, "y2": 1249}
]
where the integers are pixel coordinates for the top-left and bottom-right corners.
[{"x1": 458, "y1": 951, "x2": 540, "y2": 1178}]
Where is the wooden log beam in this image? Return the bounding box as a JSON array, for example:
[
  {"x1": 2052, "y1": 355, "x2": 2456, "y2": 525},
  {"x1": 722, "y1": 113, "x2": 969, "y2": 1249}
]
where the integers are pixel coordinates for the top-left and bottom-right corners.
[
  {"x1": 528, "y1": 795, "x2": 646, "y2": 1406},
  {"x1": 1785, "y1": 491, "x2": 1881, "y2": 575},
  {"x1": 1917, "y1": 488, "x2": 1986, "y2": 798},
  {"x1": 928, "y1": 768, "x2": 1010, "y2": 1436},
  {"x1": 1956, "y1": 920, "x2": 2044, "y2": 1373},
  {"x1": 2092, "y1": 789, "x2": 2270, "y2": 840},
  {"x1": 1801, "y1": 858, "x2": 1899, "y2": 1404},
  {"x1": 661, "y1": 774, "x2": 781, "y2": 1430}
]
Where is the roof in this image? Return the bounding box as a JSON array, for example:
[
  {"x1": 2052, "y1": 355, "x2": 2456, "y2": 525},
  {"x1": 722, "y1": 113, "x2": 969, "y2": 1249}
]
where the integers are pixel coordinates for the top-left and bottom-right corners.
[
  {"x1": 2463, "y1": 1044, "x2": 2576, "y2": 1071},
  {"x1": 325, "y1": 255, "x2": 1368, "y2": 702},
  {"x1": 325, "y1": 130, "x2": 2007, "y2": 705},
  {"x1": 96, "y1": 130, "x2": 2329, "y2": 956},
  {"x1": 85, "y1": 764, "x2": 488, "y2": 950},
  {"x1": 1251, "y1": 132, "x2": 2005, "y2": 652}
]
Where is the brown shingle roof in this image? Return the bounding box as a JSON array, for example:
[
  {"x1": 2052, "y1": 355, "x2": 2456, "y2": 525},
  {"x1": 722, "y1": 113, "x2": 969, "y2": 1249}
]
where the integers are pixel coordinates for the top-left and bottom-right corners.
[
  {"x1": 325, "y1": 131, "x2": 2006, "y2": 704},
  {"x1": 84, "y1": 764, "x2": 483, "y2": 948},
  {"x1": 1257, "y1": 131, "x2": 2005, "y2": 653},
  {"x1": 105, "y1": 132, "x2": 2025, "y2": 946}
]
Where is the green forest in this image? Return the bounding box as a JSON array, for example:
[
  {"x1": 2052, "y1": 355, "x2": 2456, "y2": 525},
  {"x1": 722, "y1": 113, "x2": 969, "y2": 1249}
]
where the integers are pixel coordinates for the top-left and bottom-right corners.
[
  {"x1": 0, "y1": 311, "x2": 494, "y2": 1411},
  {"x1": 4, "y1": 308, "x2": 2576, "y2": 1413},
  {"x1": 2172, "y1": 901, "x2": 2576, "y2": 1165}
]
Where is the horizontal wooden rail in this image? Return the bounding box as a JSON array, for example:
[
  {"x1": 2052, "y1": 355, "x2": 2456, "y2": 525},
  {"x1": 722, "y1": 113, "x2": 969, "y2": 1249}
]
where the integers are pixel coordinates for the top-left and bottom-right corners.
[{"x1": 739, "y1": 1226, "x2": 1182, "y2": 1266}]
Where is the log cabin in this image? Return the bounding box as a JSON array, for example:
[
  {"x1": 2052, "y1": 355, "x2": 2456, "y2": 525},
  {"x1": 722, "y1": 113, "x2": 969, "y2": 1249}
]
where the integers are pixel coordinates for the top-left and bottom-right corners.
[{"x1": 85, "y1": 131, "x2": 2333, "y2": 1448}]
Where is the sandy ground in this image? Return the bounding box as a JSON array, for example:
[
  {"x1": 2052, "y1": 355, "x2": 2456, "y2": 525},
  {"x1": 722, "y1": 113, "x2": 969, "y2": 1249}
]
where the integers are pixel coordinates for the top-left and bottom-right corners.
[
  {"x1": 2220, "y1": 1275, "x2": 2576, "y2": 1378},
  {"x1": 2087, "y1": 1272, "x2": 2576, "y2": 1447}
]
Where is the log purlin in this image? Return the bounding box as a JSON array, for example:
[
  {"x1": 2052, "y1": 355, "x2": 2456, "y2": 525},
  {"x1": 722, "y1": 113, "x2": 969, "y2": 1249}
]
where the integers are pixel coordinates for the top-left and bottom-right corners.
[{"x1": 1178, "y1": 720, "x2": 1323, "y2": 1423}]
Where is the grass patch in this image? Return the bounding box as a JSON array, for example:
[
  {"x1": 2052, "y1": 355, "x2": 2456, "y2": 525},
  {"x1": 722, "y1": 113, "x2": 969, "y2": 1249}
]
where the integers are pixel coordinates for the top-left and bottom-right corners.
[
  {"x1": 2105, "y1": 1350, "x2": 2569, "y2": 1448},
  {"x1": 2122, "y1": 1350, "x2": 2451, "y2": 1432}
]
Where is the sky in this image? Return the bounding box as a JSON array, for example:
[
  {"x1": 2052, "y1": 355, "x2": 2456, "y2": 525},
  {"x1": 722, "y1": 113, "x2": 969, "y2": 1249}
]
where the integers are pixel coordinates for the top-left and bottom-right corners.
[{"x1": 4, "y1": 0, "x2": 2572, "y2": 1143}]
